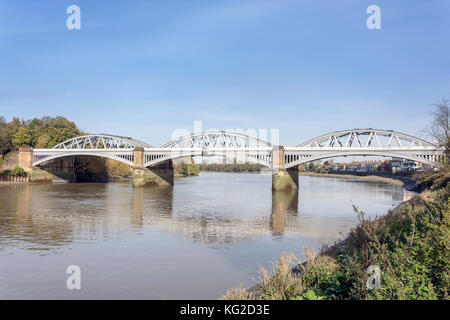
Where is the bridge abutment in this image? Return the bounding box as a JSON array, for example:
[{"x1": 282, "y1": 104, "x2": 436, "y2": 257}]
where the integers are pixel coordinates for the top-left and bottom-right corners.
[
  {"x1": 18, "y1": 147, "x2": 54, "y2": 183},
  {"x1": 132, "y1": 147, "x2": 174, "y2": 187},
  {"x1": 272, "y1": 146, "x2": 299, "y2": 191},
  {"x1": 18, "y1": 147, "x2": 33, "y2": 172}
]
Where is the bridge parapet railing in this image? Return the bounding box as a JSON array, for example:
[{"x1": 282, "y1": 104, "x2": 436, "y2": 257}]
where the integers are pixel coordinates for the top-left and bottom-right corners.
[{"x1": 283, "y1": 146, "x2": 445, "y2": 168}]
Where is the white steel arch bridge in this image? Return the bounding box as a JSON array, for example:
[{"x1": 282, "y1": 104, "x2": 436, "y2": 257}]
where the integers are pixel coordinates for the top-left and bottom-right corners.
[
  {"x1": 33, "y1": 134, "x2": 152, "y2": 167},
  {"x1": 32, "y1": 129, "x2": 445, "y2": 169},
  {"x1": 283, "y1": 129, "x2": 444, "y2": 168}
]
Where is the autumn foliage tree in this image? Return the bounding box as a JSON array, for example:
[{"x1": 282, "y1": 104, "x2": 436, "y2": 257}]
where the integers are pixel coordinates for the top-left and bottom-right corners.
[{"x1": 0, "y1": 116, "x2": 81, "y2": 157}]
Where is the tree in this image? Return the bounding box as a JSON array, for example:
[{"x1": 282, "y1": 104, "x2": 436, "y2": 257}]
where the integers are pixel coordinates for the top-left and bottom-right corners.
[
  {"x1": 426, "y1": 97, "x2": 449, "y2": 159},
  {"x1": 0, "y1": 116, "x2": 82, "y2": 156},
  {"x1": 40, "y1": 116, "x2": 81, "y2": 148},
  {"x1": 7, "y1": 117, "x2": 23, "y2": 145},
  {"x1": 35, "y1": 133, "x2": 51, "y2": 148},
  {"x1": 27, "y1": 117, "x2": 45, "y2": 146},
  {"x1": 12, "y1": 126, "x2": 33, "y2": 147},
  {"x1": 0, "y1": 116, "x2": 13, "y2": 155}
]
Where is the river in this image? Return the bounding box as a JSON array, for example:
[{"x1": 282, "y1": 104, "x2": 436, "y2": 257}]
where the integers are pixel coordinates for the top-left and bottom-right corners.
[{"x1": 0, "y1": 172, "x2": 415, "y2": 299}]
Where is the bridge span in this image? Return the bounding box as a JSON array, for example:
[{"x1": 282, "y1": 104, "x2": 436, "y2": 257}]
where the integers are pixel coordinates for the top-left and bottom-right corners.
[{"x1": 17, "y1": 128, "x2": 445, "y2": 190}]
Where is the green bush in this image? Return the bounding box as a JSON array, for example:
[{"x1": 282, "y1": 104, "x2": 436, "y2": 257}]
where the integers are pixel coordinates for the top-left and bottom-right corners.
[
  {"x1": 175, "y1": 163, "x2": 200, "y2": 176},
  {"x1": 0, "y1": 167, "x2": 26, "y2": 176},
  {"x1": 0, "y1": 169, "x2": 12, "y2": 176},
  {"x1": 11, "y1": 167, "x2": 26, "y2": 176}
]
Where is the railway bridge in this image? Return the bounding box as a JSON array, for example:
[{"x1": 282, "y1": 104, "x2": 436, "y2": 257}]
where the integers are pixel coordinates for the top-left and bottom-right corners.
[{"x1": 17, "y1": 129, "x2": 445, "y2": 190}]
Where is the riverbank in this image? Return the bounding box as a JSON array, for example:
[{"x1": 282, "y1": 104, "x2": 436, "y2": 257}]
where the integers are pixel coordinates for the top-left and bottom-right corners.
[
  {"x1": 199, "y1": 165, "x2": 420, "y2": 190},
  {"x1": 199, "y1": 163, "x2": 263, "y2": 173},
  {"x1": 298, "y1": 171, "x2": 419, "y2": 191},
  {"x1": 224, "y1": 167, "x2": 449, "y2": 300}
]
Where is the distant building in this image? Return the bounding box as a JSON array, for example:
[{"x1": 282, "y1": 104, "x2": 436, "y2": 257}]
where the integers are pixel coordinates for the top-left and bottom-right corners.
[
  {"x1": 390, "y1": 157, "x2": 402, "y2": 171},
  {"x1": 346, "y1": 164, "x2": 361, "y2": 171},
  {"x1": 391, "y1": 157, "x2": 419, "y2": 172},
  {"x1": 332, "y1": 164, "x2": 345, "y2": 171},
  {"x1": 400, "y1": 159, "x2": 418, "y2": 171},
  {"x1": 378, "y1": 161, "x2": 392, "y2": 172},
  {"x1": 360, "y1": 161, "x2": 378, "y2": 172}
]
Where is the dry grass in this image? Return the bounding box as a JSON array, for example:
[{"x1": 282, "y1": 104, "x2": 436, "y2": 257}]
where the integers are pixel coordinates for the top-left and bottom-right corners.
[
  {"x1": 223, "y1": 249, "x2": 339, "y2": 300},
  {"x1": 221, "y1": 287, "x2": 255, "y2": 300}
]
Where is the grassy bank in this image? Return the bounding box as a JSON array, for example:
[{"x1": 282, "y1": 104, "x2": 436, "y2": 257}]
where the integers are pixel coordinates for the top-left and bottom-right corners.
[{"x1": 223, "y1": 167, "x2": 449, "y2": 300}]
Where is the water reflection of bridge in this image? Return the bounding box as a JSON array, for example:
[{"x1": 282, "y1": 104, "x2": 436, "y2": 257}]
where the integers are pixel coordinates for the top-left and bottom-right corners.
[
  {"x1": 131, "y1": 187, "x2": 300, "y2": 244},
  {"x1": 0, "y1": 182, "x2": 414, "y2": 251},
  {"x1": 129, "y1": 180, "x2": 413, "y2": 244}
]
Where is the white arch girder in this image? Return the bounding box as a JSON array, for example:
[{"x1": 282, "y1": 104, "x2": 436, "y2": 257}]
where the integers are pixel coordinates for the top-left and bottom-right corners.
[
  {"x1": 161, "y1": 131, "x2": 272, "y2": 149},
  {"x1": 297, "y1": 129, "x2": 437, "y2": 149},
  {"x1": 33, "y1": 149, "x2": 134, "y2": 167},
  {"x1": 52, "y1": 134, "x2": 152, "y2": 150}
]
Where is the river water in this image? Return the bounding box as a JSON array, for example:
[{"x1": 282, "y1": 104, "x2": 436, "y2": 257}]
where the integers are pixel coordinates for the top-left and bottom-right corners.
[{"x1": 0, "y1": 172, "x2": 415, "y2": 299}]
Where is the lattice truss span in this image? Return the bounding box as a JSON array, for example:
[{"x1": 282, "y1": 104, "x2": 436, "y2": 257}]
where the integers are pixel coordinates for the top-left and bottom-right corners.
[
  {"x1": 283, "y1": 129, "x2": 445, "y2": 168},
  {"x1": 32, "y1": 134, "x2": 150, "y2": 166},
  {"x1": 53, "y1": 134, "x2": 152, "y2": 149},
  {"x1": 143, "y1": 148, "x2": 273, "y2": 168},
  {"x1": 146, "y1": 131, "x2": 273, "y2": 167}
]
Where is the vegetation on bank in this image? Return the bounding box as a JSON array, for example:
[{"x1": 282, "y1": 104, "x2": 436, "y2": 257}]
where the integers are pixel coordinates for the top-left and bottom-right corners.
[
  {"x1": 200, "y1": 163, "x2": 263, "y2": 173},
  {"x1": 298, "y1": 162, "x2": 328, "y2": 174},
  {"x1": 415, "y1": 167, "x2": 450, "y2": 191},
  {"x1": 175, "y1": 163, "x2": 200, "y2": 176},
  {"x1": 223, "y1": 166, "x2": 449, "y2": 300},
  {"x1": 0, "y1": 167, "x2": 27, "y2": 177}
]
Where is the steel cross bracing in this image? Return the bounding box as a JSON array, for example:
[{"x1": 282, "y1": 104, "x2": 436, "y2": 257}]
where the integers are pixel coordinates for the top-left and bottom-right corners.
[
  {"x1": 148, "y1": 131, "x2": 273, "y2": 167},
  {"x1": 160, "y1": 131, "x2": 272, "y2": 149}
]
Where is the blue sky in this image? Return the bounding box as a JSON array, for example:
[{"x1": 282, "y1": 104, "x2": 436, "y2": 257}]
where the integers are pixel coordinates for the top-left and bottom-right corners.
[{"x1": 1, "y1": 0, "x2": 449, "y2": 146}]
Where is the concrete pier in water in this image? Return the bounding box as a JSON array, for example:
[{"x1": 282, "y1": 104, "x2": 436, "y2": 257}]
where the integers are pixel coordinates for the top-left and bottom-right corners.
[
  {"x1": 131, "y1": 147, "x2": 174, "y2": 187},
  {"x1": 271, "y1": 146, "x2": 299, "y2": 191}
]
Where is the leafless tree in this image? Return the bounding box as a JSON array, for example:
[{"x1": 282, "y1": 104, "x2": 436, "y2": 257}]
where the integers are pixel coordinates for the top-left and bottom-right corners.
[{"x1": 426, "y1": 97, "x2": 449, "y2": 159}]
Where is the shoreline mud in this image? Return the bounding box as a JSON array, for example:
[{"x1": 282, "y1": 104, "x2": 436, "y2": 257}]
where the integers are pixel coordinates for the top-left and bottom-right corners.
[{"x1": 298, "y1": 171, "x2": 419, "y2": 191}]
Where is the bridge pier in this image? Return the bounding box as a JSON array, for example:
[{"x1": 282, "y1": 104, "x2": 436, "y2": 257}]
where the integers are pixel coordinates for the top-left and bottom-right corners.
[
  {"x1": 272, "y1": 146, "x2": 299, "y2": 191},
  {"x1": 131, "y1": 147, "x2": 174, "y2": 187}
]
